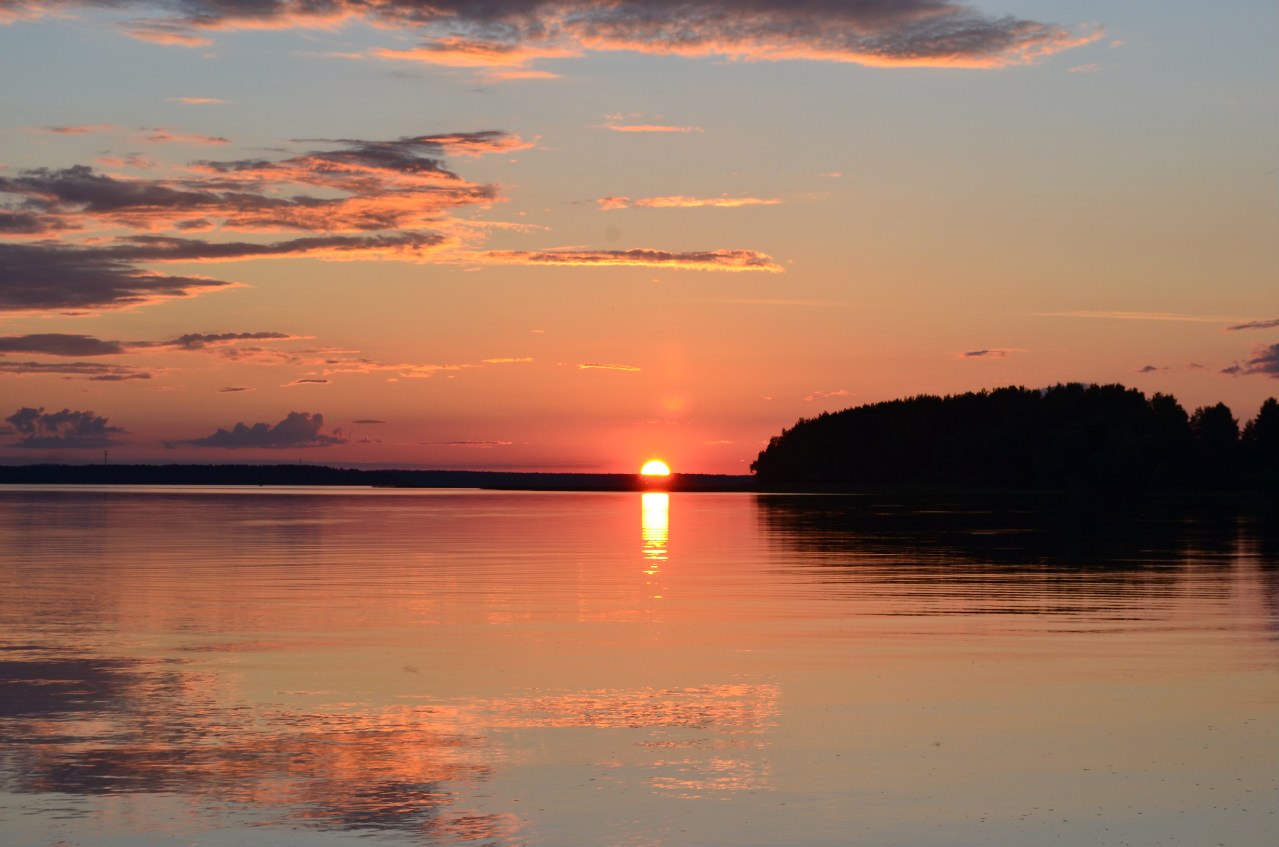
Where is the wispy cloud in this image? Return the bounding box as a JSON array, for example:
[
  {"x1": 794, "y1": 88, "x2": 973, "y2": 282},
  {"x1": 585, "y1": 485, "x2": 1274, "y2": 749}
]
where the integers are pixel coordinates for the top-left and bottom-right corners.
[
  {"x1": 675, "y1": 297, "x2": 856, "y2": 307},
  {"x1": 373, "y1": 38, "x2": 579, "y2": 68},
  {"x1": 123, "y1": 22, "x2": 213, "y2": 47},
  {"x1": 161, "y1": 331, "x2": 299, "y2": 350},
  {"x1": 0, "y1": 331, "x2": 298, "y2": 356},
  {"x1": 479, "y1": 68, "x2": 562, "y2": 82},
  {"x1": 219, "y1": 386, "x2": 253, "y2": 392},
  {"x1": 0, "y1": 361, "x2": 152, "y2": 381},
  {"x1": 598, "y1": 195, "x2": 779, "y2": 210},
  {"x1": 142, "y1": 127, "x2": 230, "y2": 145},
  {"x1": 4, "y1": 406, "x2": 124, "y2": 447},
  {"x1": 167, "y1": 97, "x2": 228, "y2": 105},
  {"x1": 1222, "y1": 344, "x2": 1279, "y2": 379},
  {"x1": 579, "y1": 363, "x2": 641, "y2": 372},
  {"x1": 1033, "y1": 310, "x2": 1239, "y2": 323},
  {"x1": 96, "y1": 154, "x2": 158, "y2": 170},
  {"x1": 599, "y1": 115, "x2": 703, "y2": 133},
  {"x1": 1224, "y1": 318, "x2": 1279, "y2": 332},
  {"x1": 483, "y1": 248, "x2": 782, "y2": 272},
  {"x1": 0, "y1": 334, "x2": 128, "y2": 356},
  {"x1": 955, "y1": 348, "x2": 1025, "y2": 359},
  {"x1": 174, "y1": 411, "x2": 346, "y2": 448},
  {"x1": 36, "y1": 1, "x2": 1098, "y2": 70},
  {"x1": 283, "y1": 377, "x2": 332, "y2": 387},
  {"x1": 425, "y1": 440, "x2": 514, "y2": 448},
  {"x1": 804, "y1": 389, "x2": 849, "y2": 402},
  {"x1": 39, "y1": 124, "x2": 119, "y2": 135}
]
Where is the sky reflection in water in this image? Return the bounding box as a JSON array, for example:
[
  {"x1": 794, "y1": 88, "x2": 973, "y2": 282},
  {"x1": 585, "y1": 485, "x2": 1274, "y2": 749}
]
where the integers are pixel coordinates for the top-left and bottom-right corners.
[{"x1": 0, "y1": 488, "x2": 1276, "y2": 846}]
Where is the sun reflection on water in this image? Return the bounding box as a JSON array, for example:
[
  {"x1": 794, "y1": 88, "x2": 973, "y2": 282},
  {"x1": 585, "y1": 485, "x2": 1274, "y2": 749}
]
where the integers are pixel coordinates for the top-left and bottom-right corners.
[{"x1": 641, "y1": 492, "x2": 669, "y2": 572}]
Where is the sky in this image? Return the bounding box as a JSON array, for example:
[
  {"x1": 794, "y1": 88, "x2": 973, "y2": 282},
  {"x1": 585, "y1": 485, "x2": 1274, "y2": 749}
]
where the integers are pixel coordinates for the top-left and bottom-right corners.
[{"x1": 0, "y1": 0, "x2": 1275, "y2": 473}]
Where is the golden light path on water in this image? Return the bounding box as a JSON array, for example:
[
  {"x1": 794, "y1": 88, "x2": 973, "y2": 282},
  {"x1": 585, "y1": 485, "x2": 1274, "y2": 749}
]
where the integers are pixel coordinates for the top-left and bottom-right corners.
[{"x1": 642, "y1": 492, "x2": 670, "y2": 575}]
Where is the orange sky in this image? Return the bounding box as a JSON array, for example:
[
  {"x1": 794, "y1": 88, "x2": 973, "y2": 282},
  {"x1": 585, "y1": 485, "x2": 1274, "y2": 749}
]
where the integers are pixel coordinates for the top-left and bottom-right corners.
[{"x1": 1, "y1": 1, "x2": 1275, "y2": 472}]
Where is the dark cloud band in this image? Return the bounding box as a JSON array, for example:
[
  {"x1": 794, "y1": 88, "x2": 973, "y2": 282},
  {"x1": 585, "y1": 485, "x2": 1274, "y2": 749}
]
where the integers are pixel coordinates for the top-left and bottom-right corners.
[{"x1": 2, "y1": 1, "x2": 1099, "y2": 69}]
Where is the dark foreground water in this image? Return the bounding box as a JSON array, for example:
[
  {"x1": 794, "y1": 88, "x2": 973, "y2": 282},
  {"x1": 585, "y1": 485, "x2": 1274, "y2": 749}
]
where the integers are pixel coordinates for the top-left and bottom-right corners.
[{"x1": 0, "y1": 486, "x2": 1275, "y2": 846}]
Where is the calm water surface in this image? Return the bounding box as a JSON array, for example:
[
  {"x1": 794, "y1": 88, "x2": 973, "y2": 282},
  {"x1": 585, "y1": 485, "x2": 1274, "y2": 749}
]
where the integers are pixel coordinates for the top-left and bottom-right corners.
[{"x1": 0, "y1": 486, "x2": 1275, "y2": 846}]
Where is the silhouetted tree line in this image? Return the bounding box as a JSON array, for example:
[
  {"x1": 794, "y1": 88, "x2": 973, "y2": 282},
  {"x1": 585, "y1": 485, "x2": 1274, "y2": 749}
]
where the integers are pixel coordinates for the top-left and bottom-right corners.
[{"x1": 751, "y1": 384, "x2": 1279, "y2": 492}]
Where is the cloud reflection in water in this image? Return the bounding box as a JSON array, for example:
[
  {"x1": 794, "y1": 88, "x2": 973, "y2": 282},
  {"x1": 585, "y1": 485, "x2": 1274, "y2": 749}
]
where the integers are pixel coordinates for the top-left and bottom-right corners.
[{"x1": 1, "y1": 647, "x2": 778, "y2": 841}]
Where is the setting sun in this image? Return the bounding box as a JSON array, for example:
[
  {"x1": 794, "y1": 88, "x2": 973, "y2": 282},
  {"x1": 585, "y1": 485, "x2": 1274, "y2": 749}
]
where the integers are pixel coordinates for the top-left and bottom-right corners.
[{"x1": 640, "y1": 459, "x2": 671, "y2": 477}]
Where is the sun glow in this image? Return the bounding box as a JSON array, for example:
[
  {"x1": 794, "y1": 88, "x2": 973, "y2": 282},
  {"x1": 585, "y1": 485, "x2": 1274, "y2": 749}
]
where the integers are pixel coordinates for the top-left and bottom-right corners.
[{"x1": 640, "y1": 459, "x2": 671, "y2": 476}]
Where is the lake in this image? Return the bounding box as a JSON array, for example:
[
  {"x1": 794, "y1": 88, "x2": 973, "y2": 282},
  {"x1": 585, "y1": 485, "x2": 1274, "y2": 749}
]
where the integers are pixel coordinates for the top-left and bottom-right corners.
[{"x1": 0, "y1": 486, "x2": 1275, "y2": 846}]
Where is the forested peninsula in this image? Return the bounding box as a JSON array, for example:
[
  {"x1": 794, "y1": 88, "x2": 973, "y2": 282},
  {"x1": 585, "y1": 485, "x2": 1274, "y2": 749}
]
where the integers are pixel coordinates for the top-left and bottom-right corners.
[{"x1": 751, "y1": 384, "x2": 1278, "y2": 491}]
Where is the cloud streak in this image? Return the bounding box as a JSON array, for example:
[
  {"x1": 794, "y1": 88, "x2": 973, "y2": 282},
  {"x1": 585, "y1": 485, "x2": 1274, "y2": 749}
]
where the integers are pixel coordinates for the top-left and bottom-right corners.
[
  {"x1": 956, "y1": 348, "x2": 1025, "y2": 359},
  {"x1": 1225, "y1": 318, "x2": 1279, "y2": 332},
  {"x1": 0, "y1": 330, "x2": 297, "y2": 356},
  {"x1": 600, "y1": 121, "x2": 703, "y2": 134},
  {"x1": 39, "y1": 123, "x2": 118, "y2": 135},
  {"x1": 579, "y1": 362, "x2": 641, "y2": 372},
  {"x1": 598, "y1": 195, "x2": 780, "y2": 210},
  {"x1": 0, "y1": 361, "x2": 152, "y2": 380},
  {"x1": 483, "y1": 248, "x2": 782, "y2": 272},
  {"x1": 0, "y1": 333, "x2": 127, "y2": 356},
  {"x1": 1033, "y1": 310, "x2": 1238, "y2": 323},
  {"x1": 143, "y1": 127, "x2": 230, "y2": 145}
]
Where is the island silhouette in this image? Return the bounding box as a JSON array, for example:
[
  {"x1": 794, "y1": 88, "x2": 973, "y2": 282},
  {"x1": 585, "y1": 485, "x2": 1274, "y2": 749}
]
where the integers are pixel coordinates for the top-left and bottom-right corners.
[{"x1": 751, "y1": 383, "x2": 1277, "y2": 492}]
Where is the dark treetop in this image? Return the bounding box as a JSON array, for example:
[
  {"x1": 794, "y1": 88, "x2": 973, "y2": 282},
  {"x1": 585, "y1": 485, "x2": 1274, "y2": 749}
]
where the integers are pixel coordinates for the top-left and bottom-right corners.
[{"x1": 751, "y1": 384, "x2": 1279, "y2": 492}]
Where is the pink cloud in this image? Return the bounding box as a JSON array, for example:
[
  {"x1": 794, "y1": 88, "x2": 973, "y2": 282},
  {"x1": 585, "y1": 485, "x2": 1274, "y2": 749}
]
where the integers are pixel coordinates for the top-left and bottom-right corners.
[
  {"x1": 40, "y1": 124, "x2": 118, "y2": 135},
  {"x1": 479, "y1": 68, "x2": 562, "y2": 82},
  {"x1": 373, "y1": 38, "x2": 579, "y2": 68},
  {"x1": 142, "y1": 127, "x2": 230, "y2": 145},
  {"x1": 607, "y1": 124, "x2": 701, "y2": 133},
  {"x1": 579, "y1": 363, "x2": 641, "y2": 372},
  {"x1": 123, "y1": 23, "x2": 214, "y2": 47},
  {"x1": 599, "y1": 195, "x2": 780, "y2": 210},
  {"x1": 482, "y1": 248, "x2": 782, "y2": 272}
]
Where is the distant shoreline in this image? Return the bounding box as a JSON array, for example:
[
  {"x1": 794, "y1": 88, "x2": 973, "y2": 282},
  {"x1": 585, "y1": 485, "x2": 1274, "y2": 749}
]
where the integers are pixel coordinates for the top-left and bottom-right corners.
[
  {"x1": 0, "y1": 464, "x2": 756, "y2": 492},
  {"x1": 2, "y1": 465, "x2": 1276, "y2": 504}
]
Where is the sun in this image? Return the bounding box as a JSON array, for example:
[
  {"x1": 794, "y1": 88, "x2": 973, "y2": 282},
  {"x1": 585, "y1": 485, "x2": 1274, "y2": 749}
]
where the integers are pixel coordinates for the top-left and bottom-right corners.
[{"x1": 640, "y1": 459, "x2": 671, "y2": 477}]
